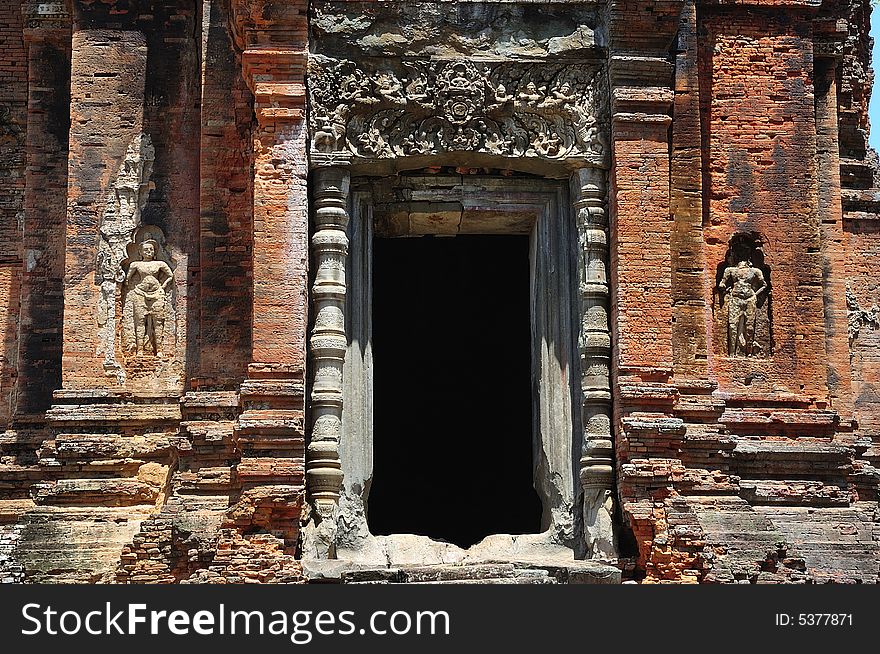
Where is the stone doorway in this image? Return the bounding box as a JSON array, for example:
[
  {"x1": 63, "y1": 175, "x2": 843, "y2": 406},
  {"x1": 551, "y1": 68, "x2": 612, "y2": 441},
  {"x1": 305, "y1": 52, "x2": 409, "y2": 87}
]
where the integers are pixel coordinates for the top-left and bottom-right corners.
[
  {"x1": 368, "y1": 234, "x2": 542, "y2": 548},
  {"x1": 320, "y1": 173, "x2": 592, "y2": 566},
  {"x1": 303, "y1": 0, "x2": 616, "y2": 568}
]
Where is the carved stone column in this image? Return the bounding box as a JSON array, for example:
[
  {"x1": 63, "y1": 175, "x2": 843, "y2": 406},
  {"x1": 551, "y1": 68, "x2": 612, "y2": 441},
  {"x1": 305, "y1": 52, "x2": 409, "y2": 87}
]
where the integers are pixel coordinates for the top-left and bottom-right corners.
[
  {"x1": 303, "y1": 166, "x2": 350, "y2": 557},
  {"x1": 572, "y1": 168, "x2": 617, "y2": 561}
]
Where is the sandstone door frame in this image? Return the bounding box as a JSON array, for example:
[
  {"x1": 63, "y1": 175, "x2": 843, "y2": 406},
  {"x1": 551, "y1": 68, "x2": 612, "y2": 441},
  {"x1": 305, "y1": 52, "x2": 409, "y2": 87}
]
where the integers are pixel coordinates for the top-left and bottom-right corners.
[
  {"x1": 334, "y1": 175, "x2": 582, "y2": 561},
  {"x1": 304, "y1": 166, "x2": 614, "y2": 563}
]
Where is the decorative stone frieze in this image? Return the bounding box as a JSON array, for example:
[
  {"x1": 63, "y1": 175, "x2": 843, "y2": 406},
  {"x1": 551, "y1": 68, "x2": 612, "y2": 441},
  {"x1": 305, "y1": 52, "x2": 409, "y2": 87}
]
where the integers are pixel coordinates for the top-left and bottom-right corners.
[
  {"x1": 308, "y1": 57, "x2": 608, "y2": 166},
  {"x1": 22, "y1": 2, "x2": 69, "y2": 30}
]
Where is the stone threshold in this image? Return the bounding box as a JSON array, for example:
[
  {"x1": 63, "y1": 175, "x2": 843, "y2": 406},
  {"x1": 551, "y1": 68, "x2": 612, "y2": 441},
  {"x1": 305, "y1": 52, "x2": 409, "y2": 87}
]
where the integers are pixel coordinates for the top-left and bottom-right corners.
[{"x1": 302, "y1": 559, "x2": 621, "y2": 585}]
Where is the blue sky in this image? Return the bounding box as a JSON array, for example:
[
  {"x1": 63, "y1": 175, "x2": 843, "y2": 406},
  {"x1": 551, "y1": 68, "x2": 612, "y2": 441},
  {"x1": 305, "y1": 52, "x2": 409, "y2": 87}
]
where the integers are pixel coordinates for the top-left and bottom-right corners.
[{"x1": 870, "y1": 9, "x2": 880, "y2": 152}]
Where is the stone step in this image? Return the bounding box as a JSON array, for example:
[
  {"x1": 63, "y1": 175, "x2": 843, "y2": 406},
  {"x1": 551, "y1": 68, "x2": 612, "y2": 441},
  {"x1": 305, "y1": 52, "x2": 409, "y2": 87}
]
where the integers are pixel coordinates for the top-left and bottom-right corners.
[
  {"x1": 0, "y1": 430, "x2": 44, "y2": 463},
  {"x1": 739, "y1": 479, "x2": 850, "y2": 507},
  {"x1": 754, "y1": 504, "x2": 880, "y2": 583},
  {"x1": 46, "y1": 402, "x2": 182, "y2": 426},
  {"x1": 731, "y1": 440, "x2": 853, "y2": 478},
  {"x1": 721, "y1": 408, "x2": 839, "y2": 437},
  {"x1": 336, "y1": 561, "x2": 620, "y2": 584},
  {"x1": 52, "y1": 433, "x2": 175, "y2": 461},
  {"x1": 33, "y1": 478, "x2": 161, "y2": 506},
  {"x1": 392, "y1": 576, "x2": 557, "y2": 585},
  {"x1": 402, "y1": 563, "x2": 548, "y2": 583},
  {"x1": 674, "y1": 396, "x2": 726, "y2": 420}
]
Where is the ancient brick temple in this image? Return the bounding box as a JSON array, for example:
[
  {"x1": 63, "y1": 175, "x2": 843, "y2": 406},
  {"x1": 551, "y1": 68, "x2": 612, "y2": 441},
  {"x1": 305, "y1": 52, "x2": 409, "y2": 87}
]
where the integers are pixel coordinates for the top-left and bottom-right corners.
[{"x1": 1, "y1": 0, "x2": 879, "y2": 585}]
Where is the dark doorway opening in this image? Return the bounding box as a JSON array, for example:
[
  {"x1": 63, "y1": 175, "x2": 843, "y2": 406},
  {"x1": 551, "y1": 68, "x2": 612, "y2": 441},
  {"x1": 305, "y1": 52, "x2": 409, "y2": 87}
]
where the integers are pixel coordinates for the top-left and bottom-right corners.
[{"x1": 368, "y1": 235, "x2": 542, "y2": 548}]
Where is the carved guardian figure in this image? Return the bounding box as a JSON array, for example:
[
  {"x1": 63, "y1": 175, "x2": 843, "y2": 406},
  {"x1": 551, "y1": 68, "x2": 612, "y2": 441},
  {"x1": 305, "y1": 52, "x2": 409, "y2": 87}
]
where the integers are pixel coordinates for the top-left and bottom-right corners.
[
  {"x1": 125, "y1": 240, "x2": 173, "y2": 357},
  {"x1": 718, "y1": 259, "x2": 768, "y2": 357}
]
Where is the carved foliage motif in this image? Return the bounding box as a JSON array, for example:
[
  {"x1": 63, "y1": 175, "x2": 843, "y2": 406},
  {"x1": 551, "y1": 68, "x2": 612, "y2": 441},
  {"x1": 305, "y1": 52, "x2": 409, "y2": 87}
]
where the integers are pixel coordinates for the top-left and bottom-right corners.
[
  {"x1": 846, "y1": 284, "x2": 879, "y2": 345},
  {"x1": 308, "y1": 56, "x2": 608, "y2": 164},
  {"x1": 24, "y1": 2, "x2": 69, "y2": 29}
]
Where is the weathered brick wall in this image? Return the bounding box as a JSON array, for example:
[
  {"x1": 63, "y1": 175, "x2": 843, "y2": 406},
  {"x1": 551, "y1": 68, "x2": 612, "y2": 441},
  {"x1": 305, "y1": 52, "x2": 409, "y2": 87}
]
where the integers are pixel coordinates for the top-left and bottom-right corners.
[
  {"x1": 846, "y1": 218, "x2": 880, "y2": 476},
  {"x1": 0, "y1": 0, "x2": 27, "y2": 424},
  {"x1": 62, "y1": 27, "x2": 149, "y2": 389},
  {"x1": 833, "y1": 0, "x2": 880, "y2": 498},
  {"x1": 18, "y1": 32, "x2": 70, "y2": 416},
  {"x1": 1, "y1": 0, "x2": 879, "y2": 584},
  {"x1": 611, "y1": 0, "x2": 880, "y2": 584},
  {"x1": 197, "y1": 0, "x2": 254, "y2": 388},
  {"x1": 141, "y1": 0, "x2": 202, "y2": 389},
  {"x1": 62, "y1": 0, "x2": 201, "y2": 393},
  {"x1": 699, "y1": 7, "x2": 828, "y2": 398}
]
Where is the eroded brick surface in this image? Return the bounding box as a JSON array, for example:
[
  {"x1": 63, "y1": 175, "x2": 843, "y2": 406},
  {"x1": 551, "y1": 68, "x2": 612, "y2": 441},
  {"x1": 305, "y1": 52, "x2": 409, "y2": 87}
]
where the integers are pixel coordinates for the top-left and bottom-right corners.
[{"x1": 0, "y1": 0, "x2": 878, "y2": 584}]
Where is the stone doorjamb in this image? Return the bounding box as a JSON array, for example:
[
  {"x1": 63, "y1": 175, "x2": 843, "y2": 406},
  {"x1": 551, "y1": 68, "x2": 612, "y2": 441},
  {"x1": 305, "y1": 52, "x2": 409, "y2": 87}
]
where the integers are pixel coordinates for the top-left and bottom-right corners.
[{"x1": 304, "y1": 166, "x2": 615, "y2": 565}]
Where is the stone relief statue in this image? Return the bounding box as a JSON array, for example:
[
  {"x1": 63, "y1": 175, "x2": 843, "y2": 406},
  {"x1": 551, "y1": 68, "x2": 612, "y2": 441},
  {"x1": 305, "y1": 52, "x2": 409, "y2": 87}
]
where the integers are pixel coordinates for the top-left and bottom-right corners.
[
  {"x1": 95, "y1": 133, "x2": 154, "y2": 383},
  {"x1": 308, "y1": 56, "x2": 608, "y2": 165},
  {"x1": 124, "y1": 238, "x2": 174, "y2": 357},
  {"x1": 716, "y1": 234, "x2": 771, "y2": 358}
]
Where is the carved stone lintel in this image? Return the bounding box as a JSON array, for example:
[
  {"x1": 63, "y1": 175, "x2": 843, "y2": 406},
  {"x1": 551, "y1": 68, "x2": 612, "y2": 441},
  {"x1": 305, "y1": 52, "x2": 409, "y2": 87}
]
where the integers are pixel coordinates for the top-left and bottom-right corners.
[
  {"x1": 308, "y1": 56, "x2": 608, "y2": 166},
  {"x1": 22, "y1": 1, "x2": 70, "y2": 32},
  {"x1": 306, "y1": 167, "x2": 350, "y2": 556},
  {"x1": 572, "y1": 167, "x2": 617, "y2": 561}
]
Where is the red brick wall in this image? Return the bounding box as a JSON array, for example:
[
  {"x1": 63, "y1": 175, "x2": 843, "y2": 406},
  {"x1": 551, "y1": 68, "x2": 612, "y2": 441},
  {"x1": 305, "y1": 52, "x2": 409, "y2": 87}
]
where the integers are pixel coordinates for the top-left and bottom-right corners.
[
  {"x1": 61, "y1": 0, "x2": 204, "y2": 393},
  {"x1": 671, "y1": 0, "x2": 708, "y2": 380},
  {"x1": 196, "y1": 0, "x2": 254, "y2": 387},
  {"x1": 846, "y1": 219, "x2": 880, "y2": 439},
  {"x1": 62, "y1": 28, "x2": 149, "y2": 389},
  {"x1": 0, "y1": 0, "x2": 27, "y2": 424},
  {"x1": 699, "y1": 7, "x2": 829, "y2": 401},
  {"x1": 140, "y1": 0, "x2": 202, "y2": 390},
  {"x1": 18, "y1": 35, "x2": 70, "y2": 415}
]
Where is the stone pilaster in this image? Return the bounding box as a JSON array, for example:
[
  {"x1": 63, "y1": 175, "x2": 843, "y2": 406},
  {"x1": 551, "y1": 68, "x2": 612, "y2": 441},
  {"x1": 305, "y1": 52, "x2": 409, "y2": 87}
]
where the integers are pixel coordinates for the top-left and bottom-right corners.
[
  {"x1": 572, "y1": 168, "x2": 617, "y2": 561},
  {"x1": 61, "y1": 28, "x2": 149, "y2": 390},
  {"x1": 607, "y1": 0, "x2": 685, "y2": 579},
  {"x1": 228, "y1": 0, "x2": 309, "y2": 548},
  {"x1": 814, "y1": 46, "x2": 855, "y2": 425},
  {"x1": 670, "y1": 0, "x2": 708, "y2": 380},
  {"x1": 16, "y1": 3, "x2": 70, "y2": 417}
]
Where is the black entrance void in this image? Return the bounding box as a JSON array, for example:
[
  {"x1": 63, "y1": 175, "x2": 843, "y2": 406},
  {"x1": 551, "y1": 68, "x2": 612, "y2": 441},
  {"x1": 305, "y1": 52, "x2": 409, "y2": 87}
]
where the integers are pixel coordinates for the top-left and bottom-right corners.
[{"x1": 368, "y1": 235, "x2": 542, "y2": 548}]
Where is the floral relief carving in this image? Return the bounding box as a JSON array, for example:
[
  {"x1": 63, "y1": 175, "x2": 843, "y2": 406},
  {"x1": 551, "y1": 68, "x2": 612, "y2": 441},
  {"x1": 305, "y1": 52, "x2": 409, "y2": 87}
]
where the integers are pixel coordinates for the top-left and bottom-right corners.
[{"x1": 308, "y1": 56, "x2": 608, "y2": 164}]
